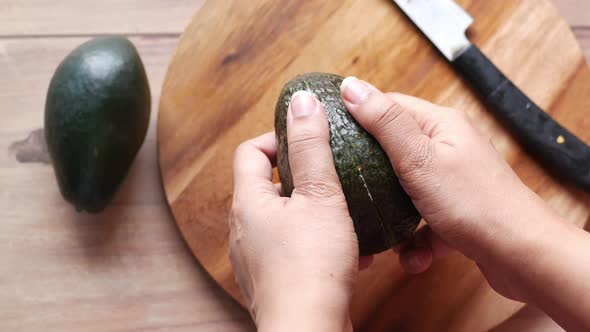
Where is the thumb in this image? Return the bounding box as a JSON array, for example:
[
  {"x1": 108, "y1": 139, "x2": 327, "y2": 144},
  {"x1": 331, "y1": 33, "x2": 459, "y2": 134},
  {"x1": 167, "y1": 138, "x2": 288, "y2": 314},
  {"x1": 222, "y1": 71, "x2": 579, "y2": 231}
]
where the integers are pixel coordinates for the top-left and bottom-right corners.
[
  {"x1": 287, "y1": 91, "x2": 342, "y2": 200},
  {"x1": 340, "y1": 77, "x2": 432, "y2": 178}
]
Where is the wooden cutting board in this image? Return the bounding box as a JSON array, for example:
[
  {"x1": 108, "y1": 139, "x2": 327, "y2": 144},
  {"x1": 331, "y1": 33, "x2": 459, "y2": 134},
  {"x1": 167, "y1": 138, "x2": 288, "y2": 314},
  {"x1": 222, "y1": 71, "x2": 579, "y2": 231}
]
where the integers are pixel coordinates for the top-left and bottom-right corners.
[{"x1": 157, "y1": 0, "x2": 590, "y2": 330}]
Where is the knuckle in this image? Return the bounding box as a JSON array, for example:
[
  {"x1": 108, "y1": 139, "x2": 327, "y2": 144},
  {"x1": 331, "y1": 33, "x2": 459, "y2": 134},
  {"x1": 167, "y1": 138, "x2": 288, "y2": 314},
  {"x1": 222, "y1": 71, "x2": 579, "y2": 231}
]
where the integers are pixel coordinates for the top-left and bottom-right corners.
[
  {"x1": 229, "y1": 202, "x2": 251, "y2": 240},
  {"x1": 371, "y1": 99, "x2": 405, "y2": 132},
  {"x1": 229, "y1": 200, "x2": 247, "y2": 227},
  {"x1": 228, "y1": 206, "x2": 241, "y2": 229},
  {"x1": 385, "y1": 92, "x2": 403, "y2": 100},
  {"x1": 449, "y1": 108, "x2": 469, "y2": 122},
  {"x1": 288, "y1": 132, "x2": 326, "y2": 156},
  {"x1": 397, "y1": 137, "x2": 435, "y2": 177},
  {"x1": 294, "y1": 178, "x2": 343, "y2": 200},
  {"x1": 233, "y1": 141, "x2": 251, "y2": 162}
]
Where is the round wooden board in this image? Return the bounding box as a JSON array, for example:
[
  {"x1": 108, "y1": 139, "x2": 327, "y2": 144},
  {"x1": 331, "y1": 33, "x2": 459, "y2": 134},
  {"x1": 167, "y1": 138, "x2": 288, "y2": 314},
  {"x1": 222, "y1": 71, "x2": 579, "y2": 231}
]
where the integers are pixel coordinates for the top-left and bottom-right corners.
[{"x1": 158, "y1": 0, "x2": 590, "y2": 330}]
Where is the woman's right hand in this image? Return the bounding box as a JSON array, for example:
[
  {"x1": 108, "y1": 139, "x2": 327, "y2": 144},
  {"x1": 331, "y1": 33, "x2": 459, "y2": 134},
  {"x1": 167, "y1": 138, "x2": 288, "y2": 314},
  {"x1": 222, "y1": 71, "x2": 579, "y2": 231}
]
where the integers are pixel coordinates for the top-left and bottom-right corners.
[
  {"x1": 339, "y1": 77, "x2": 560, "y2": 302},
  {"x1": 338, "y1": 77, "x2": 590, "y2": 331}
]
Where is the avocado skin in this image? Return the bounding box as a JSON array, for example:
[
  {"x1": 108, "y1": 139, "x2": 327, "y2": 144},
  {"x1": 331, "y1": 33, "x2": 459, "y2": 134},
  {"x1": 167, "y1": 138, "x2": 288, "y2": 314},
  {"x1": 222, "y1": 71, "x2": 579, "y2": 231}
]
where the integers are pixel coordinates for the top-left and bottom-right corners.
[
  {"x1": 275, "y1": 73, "x2": 421, "y2": 255},
  {"x1": 45, "y1": 37, "x2": 151, "y2": 213}
]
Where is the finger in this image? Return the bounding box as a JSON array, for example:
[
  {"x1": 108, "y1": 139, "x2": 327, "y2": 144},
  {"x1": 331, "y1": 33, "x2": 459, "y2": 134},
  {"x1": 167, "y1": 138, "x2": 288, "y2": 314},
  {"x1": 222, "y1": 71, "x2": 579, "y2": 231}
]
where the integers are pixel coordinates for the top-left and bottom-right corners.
[
  {"x1": 358, "y1": 81, "x2": 452, "y2": 134},
  {"x1": 233, "y1": 132, "x2": 279, "y2": 199},
  {"x1": 411, "y1": 225, "x2": 454, "y2": 258},
  {"x1": 398, "y1": 228, "x2": 433, "y2": 274},
  {"x1": 399, "y1": 245, "x2": 432, "y2": 274},
  {"x1": 359, "y1": 255, "x2": 374, "y2": 270},
  {"x1": 384, "y1": 92, "x2": 475, "y2": 139},
  {"x1": 273, "y1": 182, "x2": 283, "y2": 196},
  {"x1": 420, "y1": 225, "x2": 454, "y2": 260},
  {"x1": 287, "y1": 91, "x2": 341, "y2": 199},
  {"x1": 398, "y1": 225, "x2": 454, "y2": 274},
  {"x1": 355, "y1": 79, "x2": 446, "y2": 122},
  {"x1": 384, "y1": 92, "x2": 447, "y2": 127},
  {"x1": 340, "y1": 77, "x2": 432, "y2": 176}
]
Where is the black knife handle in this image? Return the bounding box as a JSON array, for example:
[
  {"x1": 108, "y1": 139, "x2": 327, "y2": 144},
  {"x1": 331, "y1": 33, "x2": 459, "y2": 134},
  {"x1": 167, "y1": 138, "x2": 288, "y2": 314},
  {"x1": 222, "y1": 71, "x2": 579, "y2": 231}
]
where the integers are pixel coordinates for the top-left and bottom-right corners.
[{"x1": 452, "y1": 44, "x2": 590, "y2": 192}]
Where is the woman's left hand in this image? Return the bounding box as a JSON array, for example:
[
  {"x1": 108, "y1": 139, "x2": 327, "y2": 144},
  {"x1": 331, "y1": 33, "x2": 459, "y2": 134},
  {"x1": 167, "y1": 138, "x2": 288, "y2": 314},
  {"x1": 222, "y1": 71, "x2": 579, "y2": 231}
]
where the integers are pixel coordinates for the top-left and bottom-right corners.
[{"x1": 229, "y1": 91, "x2": 360, "y2": 332}]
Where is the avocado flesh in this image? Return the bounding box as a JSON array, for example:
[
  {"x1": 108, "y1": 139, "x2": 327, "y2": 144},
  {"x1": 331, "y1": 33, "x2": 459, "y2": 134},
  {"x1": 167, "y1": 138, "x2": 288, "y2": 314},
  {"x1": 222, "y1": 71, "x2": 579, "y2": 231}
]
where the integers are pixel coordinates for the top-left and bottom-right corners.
[
  {"x1": 275, "y1": 73, "x2": 421, "y2": 255},
  {"x1": 45, "y1": 37, "x2": 151, "y2": 213}
]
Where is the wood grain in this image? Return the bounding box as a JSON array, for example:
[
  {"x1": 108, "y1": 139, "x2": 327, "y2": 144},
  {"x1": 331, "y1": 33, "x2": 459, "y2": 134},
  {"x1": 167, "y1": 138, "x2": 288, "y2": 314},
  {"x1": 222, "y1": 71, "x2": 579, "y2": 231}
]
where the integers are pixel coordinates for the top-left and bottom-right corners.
[
  {"x1": 158, "y1": 0, "x2": 590, "y2": 331},
  {"x1": 0, "y1": 0, "x2": 202, "y2": 36}
]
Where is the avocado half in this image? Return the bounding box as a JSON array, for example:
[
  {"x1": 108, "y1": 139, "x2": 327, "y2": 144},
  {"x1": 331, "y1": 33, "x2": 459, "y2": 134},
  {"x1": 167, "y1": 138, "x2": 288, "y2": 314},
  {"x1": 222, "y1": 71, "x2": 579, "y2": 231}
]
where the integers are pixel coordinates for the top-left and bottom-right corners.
[
  {"x1": 45, "y1": 37, "x2": 151, "y2": 213},
  {"x1": 275, "y1": 73, "x2": 421, "y2": 255}
]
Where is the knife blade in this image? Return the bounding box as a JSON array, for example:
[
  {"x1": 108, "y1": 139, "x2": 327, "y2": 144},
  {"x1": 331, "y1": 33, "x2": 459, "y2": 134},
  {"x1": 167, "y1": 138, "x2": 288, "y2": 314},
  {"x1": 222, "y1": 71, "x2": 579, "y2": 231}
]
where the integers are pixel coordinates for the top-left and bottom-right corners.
[{"x1": 393, "y1": 0, "x2": 590, "y2": 192}]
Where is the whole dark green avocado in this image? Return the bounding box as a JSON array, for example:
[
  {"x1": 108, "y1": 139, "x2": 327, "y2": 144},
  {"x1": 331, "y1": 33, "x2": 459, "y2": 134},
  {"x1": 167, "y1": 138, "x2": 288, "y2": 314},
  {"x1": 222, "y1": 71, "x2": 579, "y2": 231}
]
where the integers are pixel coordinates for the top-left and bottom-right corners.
[
  {"x1": 275, "y1": 73, "x2": 421, "y2": 255},
  {"x1": 45, "y1": 37, "x2": 151, "y2": 213}
]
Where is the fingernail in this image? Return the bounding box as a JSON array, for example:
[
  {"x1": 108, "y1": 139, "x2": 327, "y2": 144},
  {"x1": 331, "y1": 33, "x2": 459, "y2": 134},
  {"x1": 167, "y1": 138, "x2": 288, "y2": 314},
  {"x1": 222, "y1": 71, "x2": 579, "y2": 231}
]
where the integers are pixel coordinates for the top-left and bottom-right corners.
[
  {"x1": 290, "y1": 91, "x2": 317, "y2": 118},
  {"x1": 341, "y1": 76, "x2": 371, "y2": 105}
]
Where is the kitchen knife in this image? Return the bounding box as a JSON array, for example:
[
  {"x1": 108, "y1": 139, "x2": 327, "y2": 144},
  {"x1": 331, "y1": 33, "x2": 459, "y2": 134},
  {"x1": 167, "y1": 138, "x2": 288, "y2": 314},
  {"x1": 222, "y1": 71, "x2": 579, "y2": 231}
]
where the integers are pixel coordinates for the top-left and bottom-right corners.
[{"x1": 393, "y1": 0, "x2": 590, "y2": 192}]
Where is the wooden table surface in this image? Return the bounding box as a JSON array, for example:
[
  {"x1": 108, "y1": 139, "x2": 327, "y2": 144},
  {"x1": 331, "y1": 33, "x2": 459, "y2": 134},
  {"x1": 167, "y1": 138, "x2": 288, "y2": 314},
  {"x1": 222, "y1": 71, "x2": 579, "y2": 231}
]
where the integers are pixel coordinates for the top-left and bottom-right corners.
[{"x1": 0, "y1": 1, "x2": 588, "y2": 331}]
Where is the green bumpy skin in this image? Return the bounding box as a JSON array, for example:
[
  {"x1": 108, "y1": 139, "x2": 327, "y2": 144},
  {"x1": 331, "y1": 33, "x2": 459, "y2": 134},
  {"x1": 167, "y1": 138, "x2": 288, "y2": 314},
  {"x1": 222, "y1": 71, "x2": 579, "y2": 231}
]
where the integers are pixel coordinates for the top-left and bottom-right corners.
[
  {"x1": 45, "y1": 37, "x2": 151, "y2": 213},
  {"x1": 275, "y1": 73, "x2": 421, "y2": 255}
]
